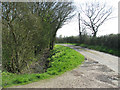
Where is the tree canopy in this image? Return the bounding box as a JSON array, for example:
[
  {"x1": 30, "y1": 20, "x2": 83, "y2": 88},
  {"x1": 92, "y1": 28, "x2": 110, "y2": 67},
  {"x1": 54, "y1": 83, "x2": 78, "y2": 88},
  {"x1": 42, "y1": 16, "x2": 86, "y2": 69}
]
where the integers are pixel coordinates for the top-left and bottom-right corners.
[{"x1": 2, "y1": 2, "x2": 75, "y2": 73}]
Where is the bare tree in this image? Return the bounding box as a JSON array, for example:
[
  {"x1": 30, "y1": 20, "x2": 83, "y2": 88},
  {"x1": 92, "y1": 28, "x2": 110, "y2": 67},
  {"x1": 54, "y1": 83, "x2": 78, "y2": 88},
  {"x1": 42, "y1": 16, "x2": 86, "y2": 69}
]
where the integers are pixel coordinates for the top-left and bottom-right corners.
[{"x1": 79, "y1": 1, "x2": 113, "y2": 37}]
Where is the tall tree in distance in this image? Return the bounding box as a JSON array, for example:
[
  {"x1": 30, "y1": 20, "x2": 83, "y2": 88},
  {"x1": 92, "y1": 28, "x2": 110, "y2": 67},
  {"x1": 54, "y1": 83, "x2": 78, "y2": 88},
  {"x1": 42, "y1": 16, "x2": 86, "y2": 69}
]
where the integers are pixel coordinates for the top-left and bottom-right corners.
[{"x1": 79, "y1": 1, "x2": 113, "y2": 37}]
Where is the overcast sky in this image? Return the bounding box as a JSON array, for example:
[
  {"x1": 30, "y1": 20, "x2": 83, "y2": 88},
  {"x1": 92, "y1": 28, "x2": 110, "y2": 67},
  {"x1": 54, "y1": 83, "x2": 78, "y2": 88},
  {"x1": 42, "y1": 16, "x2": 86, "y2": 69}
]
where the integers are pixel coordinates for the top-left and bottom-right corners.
[{"x1": 56, "y1": 0, "x2": 119, "y2": 37}]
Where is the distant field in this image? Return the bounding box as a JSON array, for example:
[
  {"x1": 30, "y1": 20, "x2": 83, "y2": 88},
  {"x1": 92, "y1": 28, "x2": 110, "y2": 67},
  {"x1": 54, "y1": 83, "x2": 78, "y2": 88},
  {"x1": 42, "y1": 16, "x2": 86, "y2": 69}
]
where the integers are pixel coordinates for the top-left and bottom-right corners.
[{"x1": 2, "y1": 45, "x2": 84, "y2": 88}]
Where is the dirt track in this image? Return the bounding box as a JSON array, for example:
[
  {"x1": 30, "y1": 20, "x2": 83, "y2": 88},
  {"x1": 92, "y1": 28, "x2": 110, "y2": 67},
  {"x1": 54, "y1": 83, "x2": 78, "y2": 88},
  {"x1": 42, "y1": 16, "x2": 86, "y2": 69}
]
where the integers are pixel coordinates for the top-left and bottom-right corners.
[{"x1": 10, "y1": 44, "x2": 119, "y2": 88}]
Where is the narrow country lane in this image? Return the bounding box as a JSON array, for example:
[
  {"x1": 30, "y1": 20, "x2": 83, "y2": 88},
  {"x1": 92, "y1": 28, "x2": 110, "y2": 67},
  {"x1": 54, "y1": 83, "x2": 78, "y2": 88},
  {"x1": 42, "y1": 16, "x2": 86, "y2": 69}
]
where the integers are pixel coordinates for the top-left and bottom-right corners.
[
  {"x1": 10, "y1": 44, "x2": 119, "y2": 88},
  {"x1": 60, "y1": 44, "x2": 119, "y2": 74}
]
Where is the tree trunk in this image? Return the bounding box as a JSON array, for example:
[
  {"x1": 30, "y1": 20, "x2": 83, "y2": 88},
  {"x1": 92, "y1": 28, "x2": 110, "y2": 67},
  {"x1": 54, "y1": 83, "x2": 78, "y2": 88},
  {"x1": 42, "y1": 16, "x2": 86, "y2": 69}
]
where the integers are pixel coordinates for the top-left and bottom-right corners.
[
  {"x1": 9, "y1": 23, "x2": 20, "y2": 73},
  {"x1": 50, "y1": 23, "x2": 61, "y2": 50},
  {"x1": 50, "y1": 39, "x2": 54, "y2": 50},
  {"x1": 93, "y1": 31, "x2": 97, "y2": 37},
  {"x1": 50, "y1": 32, "x2": 56, "y2": 50}
]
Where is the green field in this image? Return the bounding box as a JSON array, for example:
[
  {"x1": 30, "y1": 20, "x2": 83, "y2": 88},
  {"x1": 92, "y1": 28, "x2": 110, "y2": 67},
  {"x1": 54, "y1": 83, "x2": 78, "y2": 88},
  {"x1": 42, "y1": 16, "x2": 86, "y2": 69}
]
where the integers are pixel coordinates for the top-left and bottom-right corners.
[{"x1": 2, "y1": 45, "x2": 84, "y2": 88}]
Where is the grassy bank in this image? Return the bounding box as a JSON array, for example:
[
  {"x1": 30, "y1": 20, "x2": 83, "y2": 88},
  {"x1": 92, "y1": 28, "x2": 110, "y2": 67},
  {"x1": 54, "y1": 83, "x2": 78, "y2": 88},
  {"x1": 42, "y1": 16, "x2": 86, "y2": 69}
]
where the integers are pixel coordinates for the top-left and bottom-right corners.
[
  {"x1": 61, "y1": 43, "x2": 120, "y2": 57},
  {"x1": 76, "y1": 44, "x2": 120, "y2": 57},
  {"x1": 2, "y1": 45, "x2": 84, "y2": 88}
]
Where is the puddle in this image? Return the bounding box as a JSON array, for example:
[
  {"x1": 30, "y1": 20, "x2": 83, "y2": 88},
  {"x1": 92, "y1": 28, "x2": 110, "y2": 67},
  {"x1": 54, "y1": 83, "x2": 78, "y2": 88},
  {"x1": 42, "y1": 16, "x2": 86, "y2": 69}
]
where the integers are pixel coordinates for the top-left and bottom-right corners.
[
  {"x1": 84, "y1": 61, "x2": 98, "y2": 64},
  {"x1": 96, "y1": 75, "x2": 117, "y2": 85},
  {"x1": 97, "y1": 65, "x2": 114, "y2": 72},
  {"x1": 71, "y1": 70, "x2": 83, "y2": 76}
]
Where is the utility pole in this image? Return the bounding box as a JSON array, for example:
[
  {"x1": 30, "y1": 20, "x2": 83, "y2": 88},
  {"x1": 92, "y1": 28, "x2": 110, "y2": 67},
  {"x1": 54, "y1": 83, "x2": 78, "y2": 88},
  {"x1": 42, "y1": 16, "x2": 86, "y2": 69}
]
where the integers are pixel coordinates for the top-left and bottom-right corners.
[{"x1": 78, "y1": 13, "x2": 82, "y2": 43}]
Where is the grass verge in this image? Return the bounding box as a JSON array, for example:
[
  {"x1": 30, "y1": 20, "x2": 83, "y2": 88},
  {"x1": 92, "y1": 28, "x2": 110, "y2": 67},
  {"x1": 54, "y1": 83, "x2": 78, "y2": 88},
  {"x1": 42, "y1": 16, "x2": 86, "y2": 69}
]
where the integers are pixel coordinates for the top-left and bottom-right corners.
[
  {"x1": 2, "y1": 45, "x2": 84, "y2": 88},
  {"x1": 76, "y1": 44, "x2": 120, "y2": 57},
  {"x1": 60, "y1": 43, "x2": 120, "y2": 57}
]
